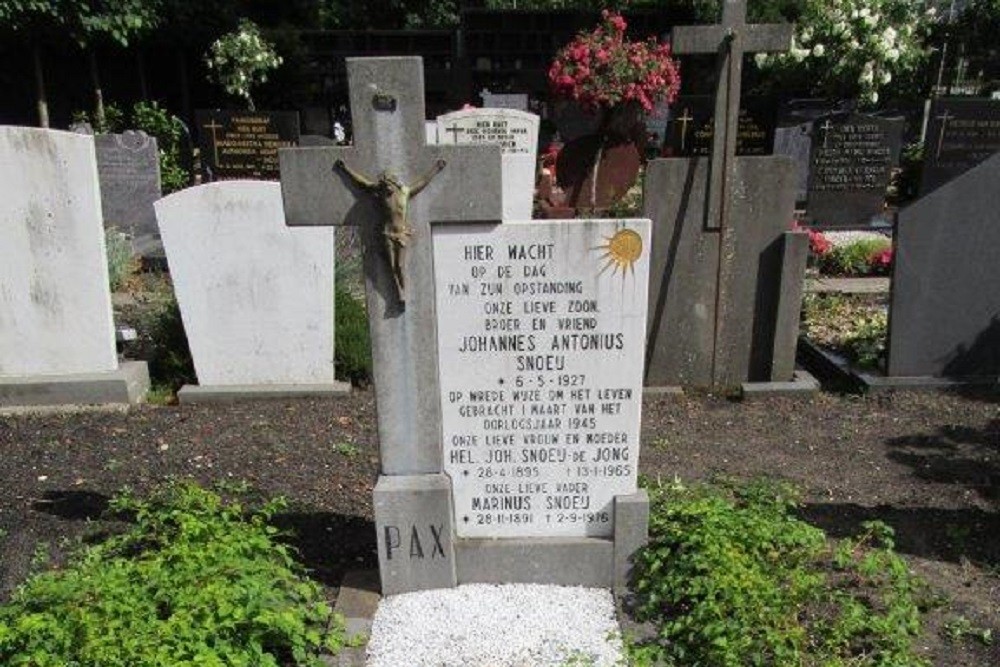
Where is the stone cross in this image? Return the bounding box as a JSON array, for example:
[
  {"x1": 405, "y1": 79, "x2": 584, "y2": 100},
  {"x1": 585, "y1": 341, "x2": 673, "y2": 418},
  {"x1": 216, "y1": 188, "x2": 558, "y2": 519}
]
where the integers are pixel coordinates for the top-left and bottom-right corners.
[
  {"x1": 671, "y1": 0, "x2": 792, "y2": 230},
  {"x1": 279, "y1": 58, "x2": 502, "y2": 477}
]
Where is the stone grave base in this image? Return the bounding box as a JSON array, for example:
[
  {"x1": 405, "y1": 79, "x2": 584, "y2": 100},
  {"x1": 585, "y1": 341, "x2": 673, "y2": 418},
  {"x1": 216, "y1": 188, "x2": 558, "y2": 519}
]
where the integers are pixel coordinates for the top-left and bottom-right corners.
[
  {"x1": 177, "y1": 381, "x2": 351, "y2": 404},
  {"x1": 0, "y1": 361, "x2": 150, "y2": 407},
  {"x1": 799, "y1": 338, "x2": 998, "y2": 393},
  {"x1": 374, "y1": 474, "x2": 649, "y2": 596},
  {"x1": 740, "y1": 369, "x2": 821, "y2": 400}
]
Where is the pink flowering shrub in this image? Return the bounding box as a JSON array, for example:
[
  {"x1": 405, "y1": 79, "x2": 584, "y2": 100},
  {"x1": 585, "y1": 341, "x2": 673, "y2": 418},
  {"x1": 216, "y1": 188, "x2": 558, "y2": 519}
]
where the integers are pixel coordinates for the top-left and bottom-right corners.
[
  {"x1": 548, "y1": 10, "x2": 681, "y2": 114},
  {"x1": 869, "y1": 247, "x2": 893, "y2": 275}
]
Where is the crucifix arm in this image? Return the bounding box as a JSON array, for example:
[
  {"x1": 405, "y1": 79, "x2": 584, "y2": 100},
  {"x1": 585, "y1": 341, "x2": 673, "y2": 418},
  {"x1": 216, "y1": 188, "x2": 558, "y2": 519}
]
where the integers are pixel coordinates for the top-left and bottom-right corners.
[
  {"x1": 334, "y1": 159, "x2": 377, "y2": 190},
  {"x1": 409, "y1": 158, "x2": 447, "y2": 196}
]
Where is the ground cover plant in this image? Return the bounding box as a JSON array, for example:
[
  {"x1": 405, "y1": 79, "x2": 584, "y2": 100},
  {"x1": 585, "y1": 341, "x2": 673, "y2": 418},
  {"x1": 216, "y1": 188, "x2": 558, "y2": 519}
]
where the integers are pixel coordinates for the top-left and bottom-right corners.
[
  {"x1": 628, "y1": 477, "x2": 929, "y2": 666},
  {"x1": 0, "y1": 481, "x2": 346, "y2": 666},
  {"x1": 801, "y1": 293, "x2": 888, "y2": 369}
]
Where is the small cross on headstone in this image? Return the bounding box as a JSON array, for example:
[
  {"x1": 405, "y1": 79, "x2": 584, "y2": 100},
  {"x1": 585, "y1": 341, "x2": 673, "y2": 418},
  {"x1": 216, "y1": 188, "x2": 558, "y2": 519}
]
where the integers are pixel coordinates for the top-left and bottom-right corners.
[
  {"x1": 279, "y1": 58, "x2": 502, "y2": 476},
  {"x1": 443, "y1": 124, "x2": 464, "y2": 143},
  {"x1": 671, "y1": 0, "x2": 792, "y2": 230},
  {"x1": 675, "y1": 107, "x2": 695, "y2": 152},
  {"x1": 202, "y1": 120, "x2": 224, "y2": 166},
  {"x1": 935, "y1": 109, "x2": 955, "y2": 159},
  {"x1": 819, "y1": 119, "x2": 835, "y2": 148}
]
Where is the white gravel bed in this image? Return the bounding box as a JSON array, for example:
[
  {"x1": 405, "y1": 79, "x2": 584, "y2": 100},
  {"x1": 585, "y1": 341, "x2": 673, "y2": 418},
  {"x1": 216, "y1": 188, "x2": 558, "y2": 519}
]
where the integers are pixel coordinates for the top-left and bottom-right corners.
[
  {"x1": 366, "y1": 584, "x2": 625, "y2": 667},
  {"x1": 823, "y1": 230, "x2": 891, "y2": 247}
]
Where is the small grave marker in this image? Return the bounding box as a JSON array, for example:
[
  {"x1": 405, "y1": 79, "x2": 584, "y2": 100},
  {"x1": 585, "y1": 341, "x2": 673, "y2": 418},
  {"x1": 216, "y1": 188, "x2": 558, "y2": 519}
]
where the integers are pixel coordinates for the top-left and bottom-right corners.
[
  {"x1": 435, "y1": 108, "x2": 539, "y2": 219},
  {"x1": 921, "y1": 97, "x2": 1000, "y2": 195},
  {"x1": 805, "y1": 113, "x2": 903, "y2": 228},
  {"x1": 197, "y1": 110, "x2": 300, "y2": 180},
  {"x1": 94, "y1": 130, "x2": 161, "y2": 242},
  {"x1": 662, "y1": 95, "x2": 776, "y2": 157}
]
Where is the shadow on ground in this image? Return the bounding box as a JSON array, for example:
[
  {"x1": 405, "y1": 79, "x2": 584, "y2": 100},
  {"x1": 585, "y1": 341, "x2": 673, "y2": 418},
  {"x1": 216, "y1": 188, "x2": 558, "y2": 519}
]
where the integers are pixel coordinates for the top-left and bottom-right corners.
[
  {"x1": 885, "y1": 419, "x2": 1000, "y2": 501},
  {"x1": 274, "y1": 512, "x2": 377, "y2": 588},
  {"x1": 799, "y1": 503, "x2": 1000, "y2": 567}
]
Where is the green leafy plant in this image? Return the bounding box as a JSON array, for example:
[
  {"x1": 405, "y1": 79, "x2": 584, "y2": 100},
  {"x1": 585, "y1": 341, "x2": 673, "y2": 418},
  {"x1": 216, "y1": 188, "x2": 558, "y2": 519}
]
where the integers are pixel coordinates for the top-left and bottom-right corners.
[
  {"x1": 942, "y1": 615, "x2": 994, "y2": 646},
  {"x1": 333, "y1": 442, "x2": 360, "y2": 458},
  {"x1": 628, "y1": 477, "x2": 927, "y2": 666},
  {"x1": 0, "y1": 481, "x2": 345, "y2": 665},
  {"x1": 132, "y1": 100, "x2": 190, "y2": 194},
  {"x1": 335, "y1": 284, "x2": 372, "y2": 387},
  {"x1": 119, "y1": 277, "x2": 196, "y2": 394},
  {"x1": 840, "y1": 308, "x2": 888, "y2": 368},
  {"x1": 205, "y1": 18, "x2": 282, "y2": 110},
  {"x1": 105, "y1": 226, "x2": 140, "y2": 292}
]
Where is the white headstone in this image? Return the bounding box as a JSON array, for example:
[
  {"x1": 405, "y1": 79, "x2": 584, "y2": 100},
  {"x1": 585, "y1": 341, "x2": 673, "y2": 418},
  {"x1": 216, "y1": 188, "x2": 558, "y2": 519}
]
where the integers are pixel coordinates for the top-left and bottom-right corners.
[
  {"x1": 155, "y1": 181, "x2": 335, "y2": 386},
  {"x1": 0, "y1": 127, "x2": 118, "y2": 377},
  {"x1": 425, "y1": 121, "x2": 438, "y2": 144},
  {"x1": 436, "y1": 109, "x2": 539, "y2": 220},
  {"x1": 434, "y1": 218, "x2": 651, "y2": 538}
]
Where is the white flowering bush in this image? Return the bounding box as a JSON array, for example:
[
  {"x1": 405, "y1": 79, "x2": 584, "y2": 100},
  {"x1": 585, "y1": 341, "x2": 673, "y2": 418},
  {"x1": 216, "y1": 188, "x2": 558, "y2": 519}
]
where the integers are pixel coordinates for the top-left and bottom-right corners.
[
  {"x1": 205, "y1": 19, "x2": 282, "y2": 110},
  {"x1": 756, "y1": 0, "x2": 935, "y2": 105}
]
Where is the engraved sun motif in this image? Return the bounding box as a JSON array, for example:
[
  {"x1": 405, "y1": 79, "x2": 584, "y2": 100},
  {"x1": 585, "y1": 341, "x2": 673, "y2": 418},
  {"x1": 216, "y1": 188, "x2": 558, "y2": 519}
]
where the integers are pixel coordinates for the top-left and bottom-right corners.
[{"x1": 596, "y1": 227, "x2": 643, "y2": 278}]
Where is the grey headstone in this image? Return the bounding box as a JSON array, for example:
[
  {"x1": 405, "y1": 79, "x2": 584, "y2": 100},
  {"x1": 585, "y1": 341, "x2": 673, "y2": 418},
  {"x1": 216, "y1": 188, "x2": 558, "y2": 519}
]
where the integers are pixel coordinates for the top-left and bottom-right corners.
[
  {"x1": 888, "y1": 153, "x2": 1000, "y2": 378},
  {"x1": 773, "y1": 124, "x2": 812, "y2": 202},
  {"x1": 643, "y1": 155, "x2": 799, "y2": 388},
  {"x1": 921, "y1": 97, "x2": 1000, "y2": 196},
  {"x1": 768, "y1": 231, "x2": 809, "y2": 381},
  {"x1": 299, "y1": 134, "x2": 336, "y2": 147},
  {"x1": 806, "y1": 113, "x2": 904, "y2": 228},
  {"x1": 94, "y1": 130, "x2": 161, "y2": 241},
  {"x1": 374, "y1": 475, "x2": 456, "y2": 595}
]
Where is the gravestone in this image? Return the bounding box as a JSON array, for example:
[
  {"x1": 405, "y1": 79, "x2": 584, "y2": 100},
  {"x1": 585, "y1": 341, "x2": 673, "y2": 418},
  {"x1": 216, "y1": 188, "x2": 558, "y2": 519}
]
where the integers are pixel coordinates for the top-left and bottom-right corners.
[
  {"x1": 773, "y1": 99, "x2": 841, "y2": 203},
  {"x1": 806, "y1": 113, "x2": 903, "y2": 228},
  {"x1": 0, "y1": 127, "x2": 148, "y2": 405},
  {"x1": 435, "y1": 108, "x2": 539, "y2": 219},
  {"x1": 280, "y1": 57, "x2": 650, "y2": 595},
  {"x1": 154, "y1": 181, "x2": 347, "y2": 400},
  {"x1": 196, "y1": 110, "x2": 300, "y2": 180},
  {"x1": 299, "y1": 134, "x2": 335, "y2": 147},
  {"x1": 480, "y1": 89, "x2": 529, "y2": 111},
  {"x1": 94, "y1": 130, "x2": 161, "y2": 243},
  {"x1": 887, "y1": 153, "x2": 1000, "y2": 378},
  {"x1": 644, "y1": 1, "x2": 806, "y2": 389},
  {"x1": 662, "y1": 95, "x2": 776, "y2": 157},
  {"x1": 436, "y1": 220, "x2": 650, "y2": 541},
  {"x1": 921, "y1": 97, "x2": 1000, "y2": 195}
]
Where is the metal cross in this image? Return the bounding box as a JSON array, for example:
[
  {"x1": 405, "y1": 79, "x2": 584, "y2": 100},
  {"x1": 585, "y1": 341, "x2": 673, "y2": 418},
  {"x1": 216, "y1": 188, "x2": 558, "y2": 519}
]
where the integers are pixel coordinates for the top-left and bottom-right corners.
[
  {"x1": 444, "y1": 124, "x2": 464, "y2": 144},
  {"x1": 675, "y1": 107, "x2": 695, "y2": 152},
  {"x1": 935, "y1": 109, "x2": 955, "y2": 160},
  {"x1": 279, "y1": 58, "x2": 502, "y2": 476},
  {"x1": 202, "y1": 120, "x2": 224, "y2": 166},
  {"x1": 819, "y1": 119, "x2": 835, "y2": 149}
]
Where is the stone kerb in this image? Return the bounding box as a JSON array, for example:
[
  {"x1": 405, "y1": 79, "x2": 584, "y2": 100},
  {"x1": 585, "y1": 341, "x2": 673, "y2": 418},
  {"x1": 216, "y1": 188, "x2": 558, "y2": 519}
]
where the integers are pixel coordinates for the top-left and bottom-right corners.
[
  {"x1": 435, "y1": 108, "x2": 539, "y2": 220},
  {"x1": 155, "y1": 180, "x2": 347, "y2": 399}
]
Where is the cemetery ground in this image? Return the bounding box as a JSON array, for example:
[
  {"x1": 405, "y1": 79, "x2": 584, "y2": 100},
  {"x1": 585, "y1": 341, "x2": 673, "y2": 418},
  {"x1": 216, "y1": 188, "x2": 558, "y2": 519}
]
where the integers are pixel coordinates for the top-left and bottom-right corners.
[{"x1": 0, "y1": 387, "x2": 997, "y2": 665}]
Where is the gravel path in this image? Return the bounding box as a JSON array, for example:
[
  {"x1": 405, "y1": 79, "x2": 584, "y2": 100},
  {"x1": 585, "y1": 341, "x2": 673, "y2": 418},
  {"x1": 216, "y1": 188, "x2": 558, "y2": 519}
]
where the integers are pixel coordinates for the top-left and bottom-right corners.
[{"x1": 366, "y1": 584, "x2": 624, "y2": 667}]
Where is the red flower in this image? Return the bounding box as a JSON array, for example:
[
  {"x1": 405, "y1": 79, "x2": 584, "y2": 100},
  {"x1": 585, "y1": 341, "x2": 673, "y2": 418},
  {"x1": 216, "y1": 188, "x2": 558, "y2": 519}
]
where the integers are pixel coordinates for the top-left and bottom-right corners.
[
  {"x1": 548, "y1": 11, "x2": 681, "y2": 114},
  {"x1": 870, "y1": 248, "x2": 893, "y2": 273}
]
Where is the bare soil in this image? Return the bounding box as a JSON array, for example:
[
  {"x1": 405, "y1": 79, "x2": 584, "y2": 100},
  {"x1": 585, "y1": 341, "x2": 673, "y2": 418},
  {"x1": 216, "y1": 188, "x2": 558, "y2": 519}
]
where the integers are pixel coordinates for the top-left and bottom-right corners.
[{"x1": 1, "y1": 389, "x2": 997, "y2": 665}]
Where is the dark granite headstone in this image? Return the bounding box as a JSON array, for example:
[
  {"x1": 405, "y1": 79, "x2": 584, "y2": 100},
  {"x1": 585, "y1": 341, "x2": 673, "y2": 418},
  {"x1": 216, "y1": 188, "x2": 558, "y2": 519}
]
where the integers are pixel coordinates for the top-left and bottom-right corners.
[
  {"x1": 773, "y1": 99, "x2": 842, "y2": 203},
  {"x1": 644, "y1": 155, "x2": 805, "y2": 388},
  {"x1": 662, "y1": 95, "x2": 776, "y2": 158},
  {"x1": 806, "y1": 113, "x2": 903, "y2": 228},
  {"x1": 196, "y1": 110, "x2": 300, "y2": 180},
  {"x1": 921, "y1": 97, "x2": 1000, "y2": 196},
  {"x1": 94, "y1": 131, "x2": 161, "y2": 241},
  {"x1": 888, "y1": 153, "x2": 1000, "y2": 378}
]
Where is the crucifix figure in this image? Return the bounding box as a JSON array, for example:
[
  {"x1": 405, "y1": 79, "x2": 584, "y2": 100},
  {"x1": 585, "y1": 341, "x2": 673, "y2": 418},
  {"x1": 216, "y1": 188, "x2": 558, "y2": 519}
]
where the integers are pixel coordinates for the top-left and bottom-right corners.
[
  {"x1": 279, "y1": 58, "x2": 502, "y2": 476},
  {"x1": 334, "y1": 158, "x2": 446, "y2": 300},
  {"x1": 935, "y1": 109, "x2": 955, "y2": 159},
  {"x1": 671, "y1": 1, "x2": 792, "y2": 231}
]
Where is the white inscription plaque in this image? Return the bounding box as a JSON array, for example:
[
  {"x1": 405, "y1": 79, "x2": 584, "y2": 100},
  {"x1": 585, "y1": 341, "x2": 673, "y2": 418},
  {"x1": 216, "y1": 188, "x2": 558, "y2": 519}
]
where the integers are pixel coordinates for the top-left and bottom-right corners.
[{"x1": 434, "y1": 219, "x2": 651, "y2": 538}]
